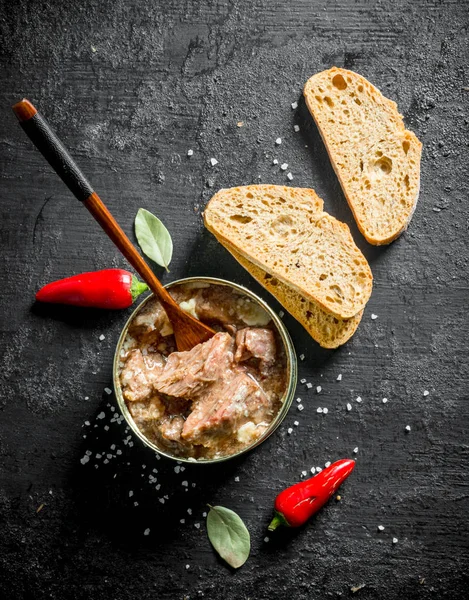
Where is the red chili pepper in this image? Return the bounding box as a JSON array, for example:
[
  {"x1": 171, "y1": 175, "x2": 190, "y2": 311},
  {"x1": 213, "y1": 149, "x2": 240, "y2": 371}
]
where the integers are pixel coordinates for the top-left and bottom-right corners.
[
  {"x1": 268, "y1": 458, "x2": 355, "y2": 531},
  {"x1": 36, "y1": 269, "x2": 148, "y2": 309}
]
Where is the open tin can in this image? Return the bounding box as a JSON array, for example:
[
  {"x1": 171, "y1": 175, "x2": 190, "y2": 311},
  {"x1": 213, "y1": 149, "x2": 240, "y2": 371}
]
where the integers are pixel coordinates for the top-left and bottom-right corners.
[{"x1": 113, "y1": 277, "x2": 297, "y2": 464}]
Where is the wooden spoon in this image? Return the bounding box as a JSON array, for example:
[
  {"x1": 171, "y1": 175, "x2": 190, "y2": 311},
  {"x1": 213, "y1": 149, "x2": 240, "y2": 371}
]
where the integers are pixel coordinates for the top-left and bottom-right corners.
[{"x1": 13, "y1": 99, "x2": 215, "y2": 351}]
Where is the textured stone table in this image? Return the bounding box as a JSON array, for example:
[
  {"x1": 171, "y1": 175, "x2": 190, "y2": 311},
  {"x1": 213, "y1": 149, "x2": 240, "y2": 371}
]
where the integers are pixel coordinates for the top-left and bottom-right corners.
[{"x1": 1, "y1": 1, "x2": 468, "y2": 598}]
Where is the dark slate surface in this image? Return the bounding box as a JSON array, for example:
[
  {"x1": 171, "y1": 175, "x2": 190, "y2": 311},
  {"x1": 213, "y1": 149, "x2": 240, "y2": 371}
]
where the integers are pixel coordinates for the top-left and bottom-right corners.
[{"x1": 1, "y1": 0, "x2": 468, "y2": 598}]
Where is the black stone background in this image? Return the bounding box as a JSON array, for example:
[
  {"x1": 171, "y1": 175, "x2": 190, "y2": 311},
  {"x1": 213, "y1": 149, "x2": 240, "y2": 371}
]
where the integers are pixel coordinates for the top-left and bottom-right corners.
[{"x1": 1, "y1": 0, "x2": 468, "y2": 598}]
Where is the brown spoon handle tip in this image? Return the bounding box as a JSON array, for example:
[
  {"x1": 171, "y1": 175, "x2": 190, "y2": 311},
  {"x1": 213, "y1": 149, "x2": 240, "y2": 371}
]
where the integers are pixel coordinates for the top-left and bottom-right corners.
[{"x1": 13, "y1": 99, "x2": 37, "y2": 122}]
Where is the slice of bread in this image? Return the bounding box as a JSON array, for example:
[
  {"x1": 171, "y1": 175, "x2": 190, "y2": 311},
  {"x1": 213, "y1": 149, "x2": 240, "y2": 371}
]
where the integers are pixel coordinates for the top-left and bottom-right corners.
[
  {"x1": 304, "y1": 67, "x2": 422, "y2": 245},
  {"x1": 216, "y1": 235, "x2": 363, "y2": 348},
  {"x1": 204, "y1": 185, "x2": 372, "y2": 320}
]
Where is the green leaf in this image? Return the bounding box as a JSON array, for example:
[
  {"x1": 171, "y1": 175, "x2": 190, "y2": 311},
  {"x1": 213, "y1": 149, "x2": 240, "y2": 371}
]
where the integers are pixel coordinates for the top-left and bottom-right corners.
[
  {"x1": 206, "y1": 505, "x2": 250, "y2": 569},
  {"x1": 135, "y1": 208, "x2": 173, "y2": 272}
]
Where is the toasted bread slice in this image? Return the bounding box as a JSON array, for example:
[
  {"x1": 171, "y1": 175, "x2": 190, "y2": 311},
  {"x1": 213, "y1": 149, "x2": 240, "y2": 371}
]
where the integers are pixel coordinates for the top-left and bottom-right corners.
[
  {"x1": 216, "y1": 235, "x2": 363, "y2": 348},
  {"x1": 204, "y1": 185, "x2": 372, "y2": 320},
  {"x1": 304, "y1": 67, "x2": 422, "y2": 245}
]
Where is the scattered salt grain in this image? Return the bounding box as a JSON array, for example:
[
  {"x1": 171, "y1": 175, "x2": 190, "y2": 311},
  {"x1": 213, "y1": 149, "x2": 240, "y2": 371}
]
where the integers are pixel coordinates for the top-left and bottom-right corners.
[
  {"x1": 182, "y1": 481, "x2": 188, "y2": 487},
  {"x1": 273, "y1": 159, "x2": 279, "y2": 165},
  {"x1": 382, "y1": 398, "x2": 388, "y2": 404},
  {"x1": 405, "y1": 425, "x2": 411, "y2": 432},
  {"x1": 301, "y1": 470, "x2": 307, "y2": 477},
  {"x1": 306, "y1": 383, "x2": 313, "y2": 389},
  {"x1": 293, "y1": 124, "x2": 300, "y2": 132},
  {"x1": 187, "y1": 149, "x2": 193, "y2": 156},
  {"x1": 97, "y1": 411, "x2": 105, "y2": 419},
  {"x1": 310, "y1": 467, "x2": 316, "y2": 474},
  {"x1": 323, "y1": 407, "x2": 329, "y2": 414},
  {"x1": 129, "y1": 490, "x2": 134, "y2": 497},
  {"x1": 287, "y1": 172, "x2": 293, "y2": 180},
  {"x1": 280, "y1": 163, "x2": 288, "y2": 170},
  {"x1": 159, "y1": 498, "x2": 165, "y2": 504},
  {"x1": 84, "y1": 420, "x2": 90, "y2": 426},
  {"x1": 393, "y1": 537, "x2": 398, "y2": 544},
  {"x1": 291, "y1": 101, "x2": 298, "y2": 109},
  {"x1": 300, "y1": 378, "x2": 306, "y2": 384},
  {"x1": 423, "y1": 390, "x2": 429, "y2": 396},
  {"x1": 378, "y1": 525, "x2": 385, "y2": 531},
  {"x1": 279, "y1": 310, "x2": 284, "y2": 318},
  {"x1": 347, "y1": 403, "x2": 352, "y2": 411},
  {"x1": 194, "y1": 523, "x2": 200, "y2": 529},
  {"x1": 210, "y1": 157, "x2": 218, "y2": 166},
  {"x1": 317, "y1": 407, "x2": 323, "y2": 413},
  {"x1": 325, "y1": 461, "x2": 331, "y2": 468},
  {"x1": 264, "y1": 536, "x2": 269, "y2": 542},
  {"x1": 275, "y1": 137, "x2": 282, "y2": 145},
  {"x1": 80, "y1": 455, "x2": 90, "y2": 465},
  {"x1": 353, "y1": 447, "x2": 358, "y2": 454},
  {"x1": 316, "y1": 386, "x2": 322, "y2": 393},
  {"x1": 202, "y1": 512, "x2": 207, "y2": 517},
  {"x1": 371, "y1": 314, "x2": 378, "y2": 320},
  {"x1": 356, "y1": 396, "x2": 362, "y2": 403},
  {"x1": 299, "y1": 354, "x2": 305, "y2": 361},
  {"x1": 296, "y1": 397, "x2": 302, "y2": 403},
  {"x1": 187, "y1": 508, "x2": 192, "y2": 515},
  {"x1": 134, "y1": 501, "x2": 139, "y2": 507},
  {"x1": 186, "y1": 564, "x2": 190, "y2": 570},
  {"x1": 174, "y1": 466, "x2": 181, "y2": 474},
  {"x1": 297, "y1": 404, "x2": 304, "y2": 411},
  {"x1": 104, "y1": 387, "x2": 112, "y2": 395},
  {"x1": 287, "y1": 428, "x2": 293, "y2": 434},
  {"x1": 143, "y1": 528, "x2": 150, "y2": 536},
  {"x1": 85, "y1": 396, "x2": 89, "y2": 400},
  {"x1": 316, "y1": 467, "x2": 322, "y2": 473},
  {"x1": 180, "y1": 519, "x2": 185, "y2": 524},
  {"x1": 99, "y1": 334, "x2": 105, "y2": 341},
  {"x1": 234, "y1": 476, "x2": 240, "y2": 482},
  {"x1": 337, "y1": 374, "x2": 342, "y2": 381},
  {"x1": 294, "y1": 421, "x2": 299, "y2": 426}
]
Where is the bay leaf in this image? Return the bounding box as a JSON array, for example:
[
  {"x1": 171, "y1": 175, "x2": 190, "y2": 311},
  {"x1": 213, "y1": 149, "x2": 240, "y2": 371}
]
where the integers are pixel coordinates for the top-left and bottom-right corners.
[
  {"x1": 135, "y1": 208, "x2": 173, "y2": 272},
  {"x1": 206, "y1": 505, "x2": 250, "y2": 569}
]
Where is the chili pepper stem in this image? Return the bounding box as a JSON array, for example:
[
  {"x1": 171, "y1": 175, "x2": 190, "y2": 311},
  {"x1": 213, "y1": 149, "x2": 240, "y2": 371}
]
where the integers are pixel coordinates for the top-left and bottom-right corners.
[
  {"x1": 130, "y1": 276, "x2": 149, "y2": 302},
  {"x1": 268, "y1": 511, "x2": 289, "y2": 531}
]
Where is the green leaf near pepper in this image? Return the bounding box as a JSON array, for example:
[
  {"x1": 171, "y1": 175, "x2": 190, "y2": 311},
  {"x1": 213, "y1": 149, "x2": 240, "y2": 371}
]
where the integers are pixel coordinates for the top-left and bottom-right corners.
[
  {"x1": 135, "y1": 208, "x2": 173, "y2": 271},
  {"x1": 206, "y1": 505, "x2": 250, "y2": 569}
]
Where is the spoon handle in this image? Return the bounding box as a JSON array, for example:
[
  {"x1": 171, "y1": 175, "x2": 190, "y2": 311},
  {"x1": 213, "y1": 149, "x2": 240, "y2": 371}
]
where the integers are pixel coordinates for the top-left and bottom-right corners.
[{"x1": 12, "y1": 99, "x2": 176, "y2": 310}]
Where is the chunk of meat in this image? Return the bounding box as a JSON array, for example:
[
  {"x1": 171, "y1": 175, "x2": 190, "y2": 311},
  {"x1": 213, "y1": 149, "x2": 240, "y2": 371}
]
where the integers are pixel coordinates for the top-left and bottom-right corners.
[
  {"x1": 120, "y1": 349, "x2": 165, "y2": 402},
  {"x1": 128, "y1": 396, "x2": 165, "y2": 425},
  {"x1": 153, "y1": 332, "x2": 234, "y2": 398},
  {"x1": 153, "y1": 415, "x2": 195, "y2": 457},
  {"x1": 235, "y1": 328, "x2": 276, "y2": 372},
  {"x1": 193, "y1": 289, "x2": 237, "y2": 325},
  {"x1": 182, "y1": 372, "x2": 271, "y2": 447}
]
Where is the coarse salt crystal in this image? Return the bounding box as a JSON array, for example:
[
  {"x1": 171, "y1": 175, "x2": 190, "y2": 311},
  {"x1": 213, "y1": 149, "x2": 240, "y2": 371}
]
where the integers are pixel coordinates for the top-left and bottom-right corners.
[
  {"x1": 306, "y1": 383, "x2": 313, "y2": 389},
  {"x1": 273, "y1": 159, "x2": 279, "y2": 165},
  {"x1": 323, "y1": 407, "x2": 329, "y2": 414},
  {"x1": 294, "y1": 421, "x2": 299, "y2": 426},
  {"x1": 186, "y1": 564, "x2": 190, "y2": 570},
  {"x1": 297, "y1": 404, "x2": 304, "y2": 411},
  {"x1": 180, "y1": 518, "x2": 185, "y2": 524},
  {"x1": 382, "y1": 398, "x2": 388, "y2": 404},
  {"x1": 353, "y1": 447, "x2": 358, "y2": 454},
  {"x1": 301, "y1": 470, "x2": 307, "y2": 477},
  {"x1": 187, "y1": 149, "x2": 193, "y2": 156},
  {"x1": 202, "y1": 512, "x2": 207, "y2": 517},
  {"x1": 187, "y1": 508, "x2": 192, "y2": 515},
  {"x1": 310, "y1": 467, "x2": 316, "y2": 474},
  {"x1": 97, "y1": 411, "x2": 105, "y2": 419},
  {"x1": 194, "y1": 523, "x2": 200, "y2": 529},
  {"x1": 325, "y1": 461, "x2": 331, "y2": 468},
  {"x1": 287, "y1": 172, "x2": 293, "y2": 180},
  {"x1": 104, "y1": 387, "x2": 112, "y2": 395},
  {"x1": 99, "y1": 334, "x2": 105, "y2": 341},
  {"x1": 287, "y1": 428, "x2": 293, "y2": 434},
  {"x1": 337, "y1": 374, "x2": 342, "y2": 381},
  {"x1": 296, "y1": 397, "x2": 302, "y2": 403},
  {"x1": 143, "y1": 528, "x2": 150, "y2": 536},
  {"x1": 291, "y1": 101, "x2": 298, "y2": 109},
  {"x1": 371, "y1": 314, "x2": 378, "y2": 320},
  {"x1": 280, "y1": 163, "x2": 288, "y2": 170},
  {"x1": 182, "y1": 481, "x2": 188, "y2": 487},
  {"x1": 159, "y1": 498, "x2": 165, "y2": 504},
  {"x1": 317, "y1": 407, "x2": 323, "y2": 413},
  {"x1": 316, "y1": 386, "x2": 322, "y2": 393},
  {"x1": 299, "y1": 354, "x2": 305, "y2": 361},
  {"x1": 234, "y1": 476, "x2": 240, "y2": 482},
  {"x1": 378, "y1": 525, "x2": 385, "y2": 531},
  {"x1": 405, "y1": 425, "x2": 411, "y2": 432},
  {"x1": 210, "y1": 157, "x2": 218, "y2": 166},
  {"x1": 174, "y1": 466, "x2": 180, "y2": 474},
  {"x1": 275, "y1": 138, "x2": 282, "y2": 145},
  {"x1": 293, "y1": 124, "x2": 300, "y2": 132},
  {"x1": 80, "y1": 455, "x2": 90, "y2": 465},
  {"x1": 300, "y1": 378, "x2": 306, "y2": 384},
  {"x1": 423, "y1": 390, "x2": 429, "y2": 396},
  {"x1": 393, "y1": 537, "x2": 398, "y2": 544},
  {"x1": 316, "y1": 467, "x2": 322, "y2": 473},
  {"x1": 356, "y1": 396, "x2": 362, "y2": 403},
  {"x1": 264, "y1": 536, "x2": 269, "y2": 542},
  {"x1": 347, "y1": 403, "x2": 352, "y2": 411},
  {"x1": 279, "y1": 310, "x2": 284, "y2": 318},
  {"x1": 129, "y1": 491, "x2": 134, "y2": 497}
]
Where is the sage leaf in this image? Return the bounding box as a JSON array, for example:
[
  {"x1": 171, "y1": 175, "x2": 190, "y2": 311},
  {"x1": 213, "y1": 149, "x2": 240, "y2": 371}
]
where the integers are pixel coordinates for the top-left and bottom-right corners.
[
  {"x1": 206, "y1": 505, "x2": 250, "y2": 569},
  {"x1": 135, "y1": 208, "x2": 173, "y2": 272}
]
